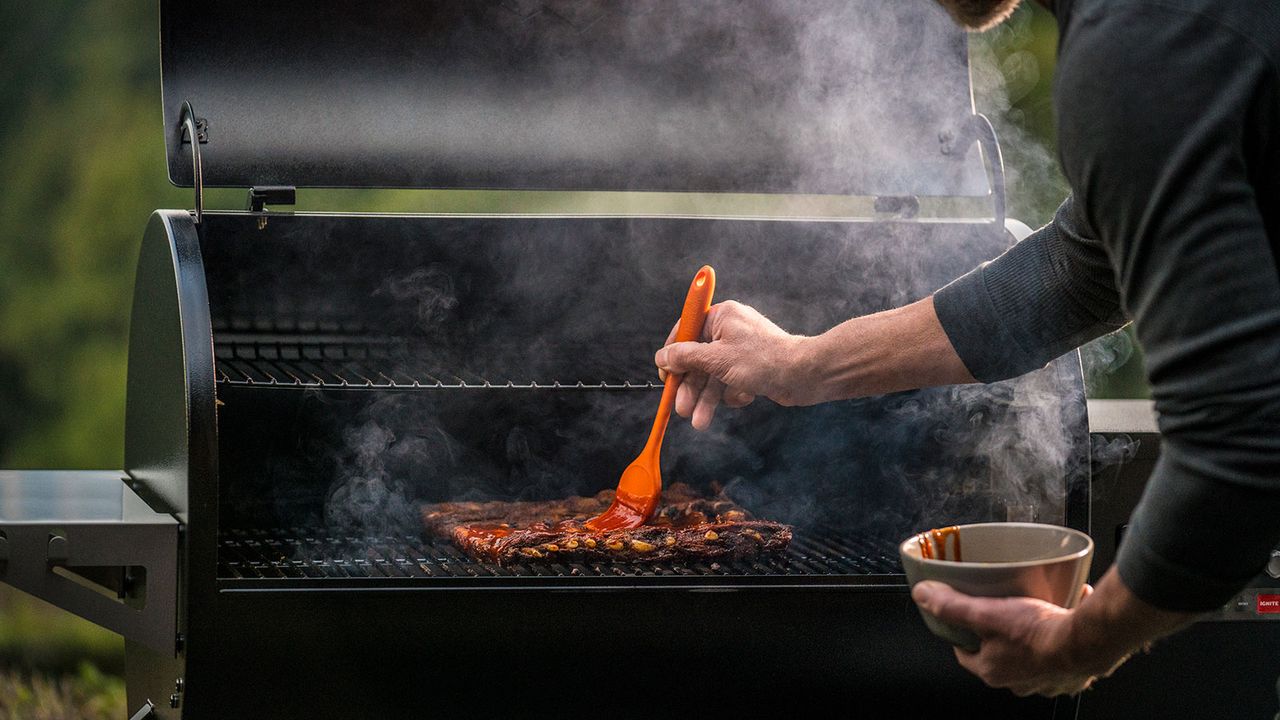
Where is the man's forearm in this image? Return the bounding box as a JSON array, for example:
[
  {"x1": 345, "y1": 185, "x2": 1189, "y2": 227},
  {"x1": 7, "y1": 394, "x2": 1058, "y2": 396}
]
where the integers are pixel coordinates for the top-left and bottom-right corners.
[
  {"x1": 798, "y1": 296, "x2": 976, "y2": 403},
  {"x1": 1066, "y1": 567, "x2": 1198, "y2": 675}
]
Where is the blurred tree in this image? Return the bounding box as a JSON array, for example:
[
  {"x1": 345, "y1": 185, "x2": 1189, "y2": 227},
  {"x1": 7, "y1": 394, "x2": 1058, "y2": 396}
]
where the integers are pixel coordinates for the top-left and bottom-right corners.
[{"x1": 0, "y1": 0, "x2": 190, "y2": 467}]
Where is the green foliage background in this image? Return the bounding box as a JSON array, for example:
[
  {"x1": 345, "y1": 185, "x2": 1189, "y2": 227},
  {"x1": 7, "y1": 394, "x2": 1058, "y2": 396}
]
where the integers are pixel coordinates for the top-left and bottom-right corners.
[{"x1": 0, "y1": 1, "x2": 1145, "y2": 714}]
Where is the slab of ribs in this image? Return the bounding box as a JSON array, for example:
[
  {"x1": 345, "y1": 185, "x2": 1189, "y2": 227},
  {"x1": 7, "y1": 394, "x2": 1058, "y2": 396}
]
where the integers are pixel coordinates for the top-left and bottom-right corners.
[{"x1": 421, "y1": 483, "x2": 792, "y2": 564}]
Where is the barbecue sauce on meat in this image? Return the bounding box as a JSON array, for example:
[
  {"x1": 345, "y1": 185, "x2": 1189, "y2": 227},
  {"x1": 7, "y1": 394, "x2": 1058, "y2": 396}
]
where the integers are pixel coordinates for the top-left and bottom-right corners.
[
  {"x1": 584, "y1": 491, "x2": 647, "y2": 532},
  {"x1": 458, "y1": 524, "x2": 513, "y2": 541},
  {"x1": 423, "y1": 485, "x2": 791, "y2": 564},
  {"x1": 917, "y1": 526, "x2": 962, "y2": 562},
  {"x1": 459, "y1": 511, "x2": 726, "y2": 548}
]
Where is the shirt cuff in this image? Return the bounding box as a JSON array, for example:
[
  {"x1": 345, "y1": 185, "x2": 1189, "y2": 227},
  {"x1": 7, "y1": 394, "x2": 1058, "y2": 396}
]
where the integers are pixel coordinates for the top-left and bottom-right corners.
[{"x1": 933, "y1": 263, "x2": 1040, "y2": 384}]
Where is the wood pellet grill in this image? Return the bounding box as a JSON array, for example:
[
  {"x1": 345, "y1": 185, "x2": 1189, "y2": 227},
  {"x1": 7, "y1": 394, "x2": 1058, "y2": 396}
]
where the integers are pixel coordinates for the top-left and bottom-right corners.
[{"x1": 8, "y1": 2, "x2": 1275, "y2": 718}]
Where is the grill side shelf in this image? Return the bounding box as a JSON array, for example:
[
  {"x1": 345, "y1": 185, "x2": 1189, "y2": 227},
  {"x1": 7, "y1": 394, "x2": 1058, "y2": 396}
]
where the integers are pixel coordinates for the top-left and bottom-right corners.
[{"x1": 0, "y1": 471, "x2": 180, "y2": 656}]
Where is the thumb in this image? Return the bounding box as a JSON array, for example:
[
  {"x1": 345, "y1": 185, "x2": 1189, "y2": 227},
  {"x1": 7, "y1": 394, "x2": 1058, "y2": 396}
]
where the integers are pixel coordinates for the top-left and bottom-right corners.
[
  {"x1": 655, "y1": 341, "x2": 720, "y2": 376},
  {"x1": 912, "y1": 581, "x2": 1001, "y2": 636}
]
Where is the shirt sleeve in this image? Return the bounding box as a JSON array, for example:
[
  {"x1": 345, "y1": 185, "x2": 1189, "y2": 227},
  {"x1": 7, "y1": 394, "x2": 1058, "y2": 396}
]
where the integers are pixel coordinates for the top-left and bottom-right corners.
[
  {"x1": 1053, "y1": 3, "x2": 1280, "y2": 612},
  {"x1": 933, "y1": 195, "x2": 1128, "y2": 383}
]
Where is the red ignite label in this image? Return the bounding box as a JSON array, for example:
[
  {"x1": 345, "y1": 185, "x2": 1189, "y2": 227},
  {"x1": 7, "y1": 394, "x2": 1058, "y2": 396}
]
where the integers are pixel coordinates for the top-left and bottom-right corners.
[{"x1": 1257, "y1": 595, "x2": 1280, "y2": 614}]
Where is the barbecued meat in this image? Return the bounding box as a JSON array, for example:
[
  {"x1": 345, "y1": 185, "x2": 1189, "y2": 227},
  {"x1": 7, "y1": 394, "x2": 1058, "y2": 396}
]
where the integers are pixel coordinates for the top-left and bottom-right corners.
[{"x1": 421, "y1": 483, "x2": 792, "y2": 564}]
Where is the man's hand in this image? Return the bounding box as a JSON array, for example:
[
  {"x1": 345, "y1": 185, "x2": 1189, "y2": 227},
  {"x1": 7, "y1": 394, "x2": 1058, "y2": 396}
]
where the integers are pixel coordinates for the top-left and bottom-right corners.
[
  {"x1": 912, "y1": 581, "x2": 1114, "y2": 696},
  {"x1": 653, "y1": 296, "x2": 976, "y2": 431},
  {"x1": 911, "y1": 568, "x2": 1197, "y2": 697},
  {"x1": 654, "y1": 300, "x2": 816, "y2": 431}
]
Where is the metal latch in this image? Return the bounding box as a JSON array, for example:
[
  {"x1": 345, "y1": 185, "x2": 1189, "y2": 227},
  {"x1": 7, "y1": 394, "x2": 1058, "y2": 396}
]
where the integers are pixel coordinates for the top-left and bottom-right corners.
[{"x1": 247, "y1": 186, "x2": 296, "y2": 229}]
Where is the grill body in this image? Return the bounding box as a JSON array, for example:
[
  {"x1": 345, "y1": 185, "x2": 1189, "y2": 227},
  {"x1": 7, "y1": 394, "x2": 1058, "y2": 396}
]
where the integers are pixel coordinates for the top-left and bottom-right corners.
[
  {"x1": 117, "y1": 210, "x2": 1090, "y2": 717},
  {"x1": 201, "y1": 586, "x2": 1066, "y2": 717}
]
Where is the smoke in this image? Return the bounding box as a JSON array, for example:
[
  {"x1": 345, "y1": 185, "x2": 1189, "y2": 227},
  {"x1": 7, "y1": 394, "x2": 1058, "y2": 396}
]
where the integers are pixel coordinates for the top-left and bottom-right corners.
[
  {"x1": 226, "y1": 1, "x2": 1091, "y2": 543},
  {"x1": 374, "y1": 266, "x2": 459, "y2": 329},
  {"x1": 323, "y1": 395, "x2": 468, "y2": 536},
  {"x1": 324, "y1": 420, "x2": 417, "y2": 537},
  {"x1": 1080, "y1": 328, "x2": 1136, "y2": 388},
  {"x1": 1090, "y1": 434, "x2": 1139, "y2": 469},
  {"x1": 969, "y1": 369, "x2": 1083, "y2": 523}
]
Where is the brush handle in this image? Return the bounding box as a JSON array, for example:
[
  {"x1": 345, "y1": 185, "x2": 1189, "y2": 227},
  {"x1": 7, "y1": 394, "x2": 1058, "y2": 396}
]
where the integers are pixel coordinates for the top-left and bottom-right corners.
[
  {"x1": 673, "y1": 265, "x2": 716, "y2": 344},
  {"x1": 647, "y1": 266, "x2": 716, "y2": 456}
]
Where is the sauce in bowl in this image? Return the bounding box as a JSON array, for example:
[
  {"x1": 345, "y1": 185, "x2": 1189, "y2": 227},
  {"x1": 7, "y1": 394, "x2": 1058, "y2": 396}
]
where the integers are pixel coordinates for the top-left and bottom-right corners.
[{"x1": 916, "y1": 525, "x2": 962, "y2": 562}]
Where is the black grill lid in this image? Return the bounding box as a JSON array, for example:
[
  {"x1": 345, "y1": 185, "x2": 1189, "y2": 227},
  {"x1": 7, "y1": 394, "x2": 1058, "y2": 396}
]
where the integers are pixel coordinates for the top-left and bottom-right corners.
[{"x1": 161, "y1": 0, "x2": 986, "y2": 196}]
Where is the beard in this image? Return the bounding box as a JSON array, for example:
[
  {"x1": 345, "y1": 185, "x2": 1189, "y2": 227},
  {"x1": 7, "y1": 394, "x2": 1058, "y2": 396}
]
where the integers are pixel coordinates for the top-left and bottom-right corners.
[{"x1": 933, "y1": 0, "x2": 1024, "y2": 31}]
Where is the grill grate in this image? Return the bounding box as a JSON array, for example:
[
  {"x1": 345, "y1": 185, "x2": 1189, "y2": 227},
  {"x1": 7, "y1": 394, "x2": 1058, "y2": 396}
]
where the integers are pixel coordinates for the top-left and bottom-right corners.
[
  {"x1": 218, "y1": 528, "x2": 904, "y2": 580},
  {"x1": 213, "y1": 339, "x2": 660, "y2": 390}
]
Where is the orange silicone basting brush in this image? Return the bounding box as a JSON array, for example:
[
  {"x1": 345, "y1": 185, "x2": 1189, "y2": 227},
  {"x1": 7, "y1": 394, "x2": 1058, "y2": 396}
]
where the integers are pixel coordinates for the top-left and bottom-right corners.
[{"x1": 585, "y1": 265, "x2": 715, "y2": 531}]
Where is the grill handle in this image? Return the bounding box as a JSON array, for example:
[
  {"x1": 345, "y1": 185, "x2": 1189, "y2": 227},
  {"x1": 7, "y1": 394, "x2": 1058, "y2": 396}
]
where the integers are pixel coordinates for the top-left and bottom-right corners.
[
  {"x1": 179, "y1": 101, "x2": 205, "y2": 225},
  {"x1": 940, "y1": 113, "x2": 1006, "y2": 229},
  {"x1": 973, "y1": 114, "x2": 1006, "y2": 230}
]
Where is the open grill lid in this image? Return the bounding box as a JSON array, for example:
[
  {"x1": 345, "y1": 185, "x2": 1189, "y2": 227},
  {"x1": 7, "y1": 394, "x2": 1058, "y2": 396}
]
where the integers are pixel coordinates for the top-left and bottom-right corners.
[{"x1": 161, "y1": 0, "x2": 987, "y2": 197}]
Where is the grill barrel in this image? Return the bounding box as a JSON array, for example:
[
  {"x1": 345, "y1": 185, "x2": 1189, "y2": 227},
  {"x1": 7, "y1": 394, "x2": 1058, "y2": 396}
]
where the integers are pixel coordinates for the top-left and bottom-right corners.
[{"x1": 110, "y1": 209, "x2": 1091, "y2": 718}]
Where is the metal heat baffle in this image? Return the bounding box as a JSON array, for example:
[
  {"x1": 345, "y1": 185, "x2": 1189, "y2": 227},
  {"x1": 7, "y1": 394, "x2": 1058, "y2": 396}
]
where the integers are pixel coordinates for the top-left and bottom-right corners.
[{"x1": 0, "y1": 470, "x2": 178, "y2": 655}]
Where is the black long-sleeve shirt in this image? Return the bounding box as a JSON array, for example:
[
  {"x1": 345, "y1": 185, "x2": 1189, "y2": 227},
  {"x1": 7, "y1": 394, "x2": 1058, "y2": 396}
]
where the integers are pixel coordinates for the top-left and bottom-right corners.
[{"x1": 933, "y1": 0, "x2": 1280, "y2": 612}]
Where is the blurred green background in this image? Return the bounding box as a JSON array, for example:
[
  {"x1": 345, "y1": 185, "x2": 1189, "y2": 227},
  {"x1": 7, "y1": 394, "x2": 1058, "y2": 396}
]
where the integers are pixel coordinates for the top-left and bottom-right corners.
[{"x1": 0, "y1": 1, "x2": 1145, "y2": 716}]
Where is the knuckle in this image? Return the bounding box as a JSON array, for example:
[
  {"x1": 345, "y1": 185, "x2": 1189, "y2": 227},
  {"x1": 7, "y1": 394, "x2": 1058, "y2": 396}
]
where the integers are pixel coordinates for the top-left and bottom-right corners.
[
  {"x1": 934, "y1": 596, "x2": 962, "y2": 621},
  {"x1": 705, "y1": 354, "x2": 734, "y2": 380},
  {"x1": 979, "y1": 666, "x2": 1009, "y2": 688},
  {"x1": 675, "y1": 344, "x2": 700, "y2": 367},
  {"x1": 957, "y1": 652, "x2": 989, "y2": 679}
]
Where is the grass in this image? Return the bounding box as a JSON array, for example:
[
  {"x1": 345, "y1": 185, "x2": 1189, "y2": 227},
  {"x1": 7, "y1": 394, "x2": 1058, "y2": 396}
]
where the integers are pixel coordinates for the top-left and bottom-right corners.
[
  {"x1": 0, "y1": 587, "x2": 125, "y2": 719},
  {"x1": 0, "y1": 665, "x2": 125, "y2": 720},
  {"x1": 0, "y1": 588, "x2": 123, "y2": 677}
]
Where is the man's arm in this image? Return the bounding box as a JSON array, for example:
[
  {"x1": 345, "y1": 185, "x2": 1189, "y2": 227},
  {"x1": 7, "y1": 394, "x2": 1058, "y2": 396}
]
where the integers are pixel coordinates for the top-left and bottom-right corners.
[
  {"x1": 1054, "y1": 2, "x2": 1280, "y2": 613},
  {"x1": 932, "y1": 196, "x2": 1127, "y2": 382},
  {"x1": 657, "y1": 180, "x2": 1126, "y2": 430},
  {"x1": 654, "y1": 197, "x2": 1127, "y2": 429},
  {"x1": 654, "y1": 296, "x2": 975, "y2": 430}
]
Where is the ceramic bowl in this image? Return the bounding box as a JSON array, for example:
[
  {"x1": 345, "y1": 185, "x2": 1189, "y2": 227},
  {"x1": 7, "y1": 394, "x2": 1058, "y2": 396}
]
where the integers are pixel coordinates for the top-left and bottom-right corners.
[{"x1": 899, "y1": 522, "x2": 1093, "y2": 651}]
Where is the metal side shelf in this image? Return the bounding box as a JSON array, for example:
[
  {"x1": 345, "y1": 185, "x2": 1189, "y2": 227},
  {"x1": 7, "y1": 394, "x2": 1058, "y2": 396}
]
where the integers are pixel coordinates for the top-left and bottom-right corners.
[{"x1": 0, "y1": 470, "x2": 179, "y2": 655}]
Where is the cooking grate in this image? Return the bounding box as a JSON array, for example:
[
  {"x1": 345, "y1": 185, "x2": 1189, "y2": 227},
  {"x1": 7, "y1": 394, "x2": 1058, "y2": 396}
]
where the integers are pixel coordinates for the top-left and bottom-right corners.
[
  {"x1": 213, "y1": 339, "x2": 660, "y2": 390},
  {"x1": 218, "y1": 528, "x2": 904, "y2": 580}
]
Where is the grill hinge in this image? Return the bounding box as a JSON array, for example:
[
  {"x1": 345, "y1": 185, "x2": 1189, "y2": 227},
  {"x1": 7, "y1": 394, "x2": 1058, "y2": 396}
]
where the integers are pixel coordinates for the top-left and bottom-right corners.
[{"x1": 247, "y1": 186, "x2": 296, "y2": 229}]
